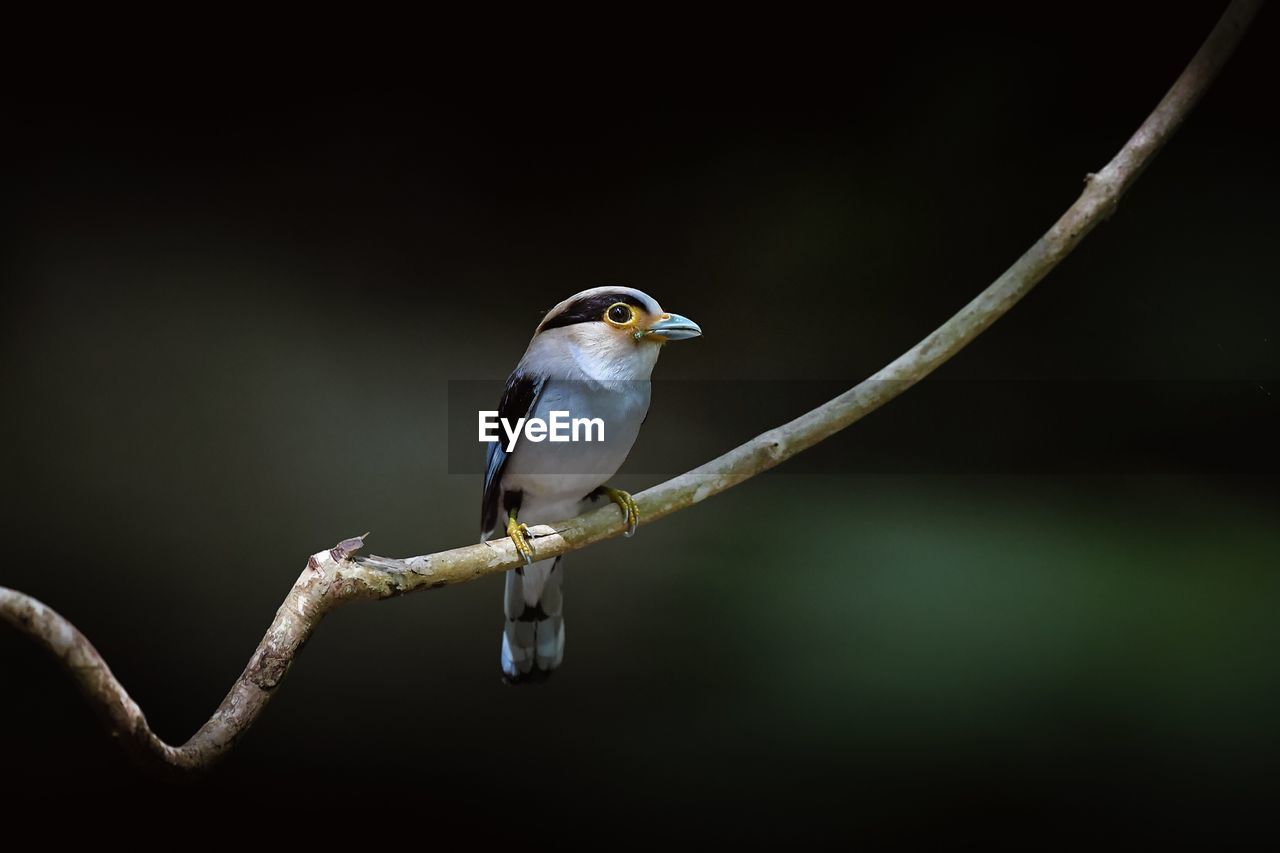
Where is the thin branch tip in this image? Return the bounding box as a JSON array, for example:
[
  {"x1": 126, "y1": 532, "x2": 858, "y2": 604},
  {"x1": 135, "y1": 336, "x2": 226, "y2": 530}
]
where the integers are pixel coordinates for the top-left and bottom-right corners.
[{"x1": 331, "y1": 533, "x2": 369, "y2": 561}]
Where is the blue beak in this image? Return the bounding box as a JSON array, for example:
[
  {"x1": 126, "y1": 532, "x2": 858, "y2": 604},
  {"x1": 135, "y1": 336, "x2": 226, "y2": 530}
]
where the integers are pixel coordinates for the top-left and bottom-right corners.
[{"x1": 645, "y1": 312, "x2": 702, "y2": 341}]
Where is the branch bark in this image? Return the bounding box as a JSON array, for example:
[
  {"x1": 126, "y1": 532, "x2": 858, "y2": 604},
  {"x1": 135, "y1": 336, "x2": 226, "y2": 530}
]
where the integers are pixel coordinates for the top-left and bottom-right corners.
[{"x1": 0, "y1": 0, "x2": 1261, "y2": 773}]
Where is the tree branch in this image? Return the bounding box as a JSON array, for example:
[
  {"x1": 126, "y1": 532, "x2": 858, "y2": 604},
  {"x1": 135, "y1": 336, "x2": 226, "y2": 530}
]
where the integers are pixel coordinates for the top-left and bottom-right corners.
[{"x1": 0, "y1": 0, "x2": 1261, "y2": 773}]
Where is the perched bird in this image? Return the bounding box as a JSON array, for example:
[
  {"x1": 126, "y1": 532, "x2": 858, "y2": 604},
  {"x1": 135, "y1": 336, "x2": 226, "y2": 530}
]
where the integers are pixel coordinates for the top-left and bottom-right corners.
[{"x1": 483, "y1": 286, "x2": 701, "y2": 683}]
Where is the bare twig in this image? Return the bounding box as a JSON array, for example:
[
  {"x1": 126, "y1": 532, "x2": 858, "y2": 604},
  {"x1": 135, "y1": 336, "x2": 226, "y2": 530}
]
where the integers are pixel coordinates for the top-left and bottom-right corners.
[{"x1": 0, "y1": 0, "x2": 1261, "y2": 773}]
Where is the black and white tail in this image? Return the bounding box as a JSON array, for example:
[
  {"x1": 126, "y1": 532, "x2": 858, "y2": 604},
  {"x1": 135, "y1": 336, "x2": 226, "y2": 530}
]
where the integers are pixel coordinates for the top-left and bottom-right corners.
[{"x1": 500, "y1": 556, "x2": 565, "y2": 684}]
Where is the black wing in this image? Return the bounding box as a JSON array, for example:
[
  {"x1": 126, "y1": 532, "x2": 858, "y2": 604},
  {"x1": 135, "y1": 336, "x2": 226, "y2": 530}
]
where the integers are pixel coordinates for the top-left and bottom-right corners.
[{"x1": 481, "y1": 372, "x2": 545, "y2": 537}]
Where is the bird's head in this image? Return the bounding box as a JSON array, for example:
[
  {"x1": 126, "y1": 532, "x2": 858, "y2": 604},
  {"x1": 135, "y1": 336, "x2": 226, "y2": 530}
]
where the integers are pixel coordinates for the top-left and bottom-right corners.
[{"x1": 531, "y1": 286, "x2": 701, "y2": 378}]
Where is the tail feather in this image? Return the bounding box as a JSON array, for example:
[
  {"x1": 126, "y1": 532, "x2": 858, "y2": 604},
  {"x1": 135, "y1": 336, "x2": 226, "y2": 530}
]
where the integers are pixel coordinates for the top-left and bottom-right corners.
[{"x1": 501, "y1": 556, "x2": 565, "y2": 684}]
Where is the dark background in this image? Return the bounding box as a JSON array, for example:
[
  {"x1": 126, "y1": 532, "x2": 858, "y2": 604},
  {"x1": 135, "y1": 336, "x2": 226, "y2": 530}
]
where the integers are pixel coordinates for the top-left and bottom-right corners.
[{"x1": 3, "y1": 4, "x2": 1278, "y2": 841}]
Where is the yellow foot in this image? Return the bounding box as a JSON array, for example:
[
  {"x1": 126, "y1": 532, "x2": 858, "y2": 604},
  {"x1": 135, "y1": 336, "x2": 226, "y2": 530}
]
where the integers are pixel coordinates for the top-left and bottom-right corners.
[
  {"x1": 603, "y1": 487, "x2": 640, "y2": 538},
  {"x1": 507, "y1": 509, "x2": 535, "y2": 565}
]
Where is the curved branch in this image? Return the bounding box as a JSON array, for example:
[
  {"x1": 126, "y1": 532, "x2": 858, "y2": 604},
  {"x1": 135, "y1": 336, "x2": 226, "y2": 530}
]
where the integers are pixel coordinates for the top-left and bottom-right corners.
[{"x1": 0, "y1": 0, "x2": 1261, "y2": 773}]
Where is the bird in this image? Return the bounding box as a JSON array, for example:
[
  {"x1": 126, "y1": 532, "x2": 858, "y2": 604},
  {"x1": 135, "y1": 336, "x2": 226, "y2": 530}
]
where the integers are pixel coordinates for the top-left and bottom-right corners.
[{"x1": 483, "y1": 286, "x2": 702, "y2": 683}]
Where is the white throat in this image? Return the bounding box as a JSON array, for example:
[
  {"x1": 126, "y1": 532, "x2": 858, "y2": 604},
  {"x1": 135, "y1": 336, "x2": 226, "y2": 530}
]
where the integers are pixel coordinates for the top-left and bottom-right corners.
[{"x1": 520, "y1": 325, "x2": 662, "y2": 384}]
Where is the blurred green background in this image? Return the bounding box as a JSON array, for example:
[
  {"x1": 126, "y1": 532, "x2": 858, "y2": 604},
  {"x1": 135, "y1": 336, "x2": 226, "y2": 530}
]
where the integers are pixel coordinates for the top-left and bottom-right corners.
[{"x1": 3, "y1": 3, "x2": 1277, "y2": 840}]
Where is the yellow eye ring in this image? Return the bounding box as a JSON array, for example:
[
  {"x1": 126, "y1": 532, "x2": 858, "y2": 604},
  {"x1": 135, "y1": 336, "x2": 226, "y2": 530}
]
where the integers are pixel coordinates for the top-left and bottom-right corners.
[{"x1": 603, "y1": 302, "x2": 637, "y2": 327}]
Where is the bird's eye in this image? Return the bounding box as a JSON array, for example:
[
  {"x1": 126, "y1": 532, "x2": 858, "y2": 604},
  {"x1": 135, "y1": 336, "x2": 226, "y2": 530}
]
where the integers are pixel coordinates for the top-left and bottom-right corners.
[{"x1": 605, "y1": 303, "x2": 634, "y2": 325}]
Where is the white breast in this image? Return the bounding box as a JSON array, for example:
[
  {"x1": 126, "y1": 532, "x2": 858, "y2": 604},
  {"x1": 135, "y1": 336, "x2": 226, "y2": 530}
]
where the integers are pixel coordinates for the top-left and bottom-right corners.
[{"x1": 501, "y1": 378, "x2": 651, "y2": 525}]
